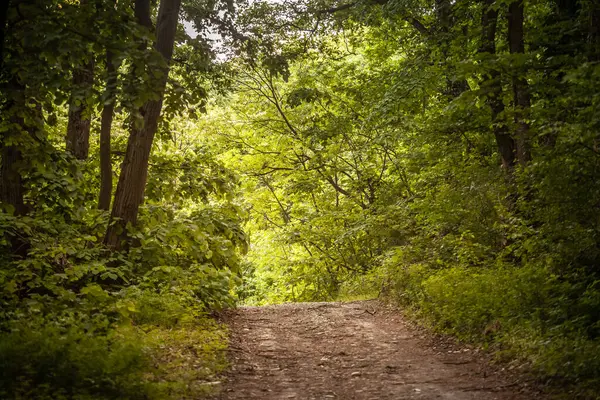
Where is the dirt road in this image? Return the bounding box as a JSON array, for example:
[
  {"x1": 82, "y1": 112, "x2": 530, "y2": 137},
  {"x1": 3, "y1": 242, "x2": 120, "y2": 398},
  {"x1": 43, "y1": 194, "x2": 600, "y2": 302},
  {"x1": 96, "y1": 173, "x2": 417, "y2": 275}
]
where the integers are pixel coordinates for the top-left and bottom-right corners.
[{"x1": 217, "y1": 301, "x2": 540, "y2": 399}]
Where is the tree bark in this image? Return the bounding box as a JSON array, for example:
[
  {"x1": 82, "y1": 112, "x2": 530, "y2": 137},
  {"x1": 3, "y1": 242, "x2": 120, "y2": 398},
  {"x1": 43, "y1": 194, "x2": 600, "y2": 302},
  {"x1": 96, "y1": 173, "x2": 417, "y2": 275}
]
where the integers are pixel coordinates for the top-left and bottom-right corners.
[
  {"x1": 536, "y1": 0, "x2": 580, "y2": 147},
  {"x1": 435, "y1": 0, "x2": 451, "y2": 33},
  {"x1": 66, "y1": 58, "x2": 94, "y2": 160},
  {"x1": 480, "y1": 0, "x2": 517, "y2": 170},
  {"x1": 1, "y1": 3, "x2": 29, "y2": 258},
  {"x1": 104, "y1": 0, "x2": 181, "y2": 249},
  {"x1": 508, "y1": 0, "x2": 531, "y2": 166},
  {"x1": 98, "y1": 51, "x2": 117, "y2": 211},
  {"x1": 435, "y1": 0, "x2": 469, "y2": 98},
  {"x1": 65, "y1": 0, "x2": 96, "y2": 160},
  {"x1": 1, "y1": 141, "x2": 26, "y2": 217},
  {"x1": 589, "y1": 1, "x2": 600, "y2": 61},
  {"x1": 0, "y1": 0, "x2": 9, "y2": 69},
  {"x1": 1, "y1": 78, "x2": 29, "y2": 218},
  {"x1": 135, "y1": 0, "x2": 153, "y2": 31},
  {"x1": 1, "y1": 81, "x2": 40, "y2": 257},
  {"x1": 1, "y1": 143, "x2": 28, "y2": 258}
]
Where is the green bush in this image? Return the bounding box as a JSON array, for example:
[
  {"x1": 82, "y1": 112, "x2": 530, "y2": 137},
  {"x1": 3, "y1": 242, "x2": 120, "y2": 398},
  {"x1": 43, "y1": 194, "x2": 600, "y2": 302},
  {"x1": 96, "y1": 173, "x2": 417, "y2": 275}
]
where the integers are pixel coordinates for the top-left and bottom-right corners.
[
  {"x1": 0, "y1": 314, "x2": 150, "y2": 400},
  {"x1": 0, "y1": 296, "x2": 230, "y2": 400},
  {"x1": 385, "y1": 261, "x2": 600, "y2": 393}
]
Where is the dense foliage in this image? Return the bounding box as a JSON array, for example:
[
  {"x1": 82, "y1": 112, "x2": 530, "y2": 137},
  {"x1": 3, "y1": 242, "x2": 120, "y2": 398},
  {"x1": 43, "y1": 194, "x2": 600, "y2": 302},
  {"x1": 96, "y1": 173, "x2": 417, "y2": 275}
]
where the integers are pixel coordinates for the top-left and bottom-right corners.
[
  {"x1": 1, "y1": 0, "x2": 599, "y2": 397},
  {"x1": 213, "y1": 0, "x2": 600, "y2": 395},
  {"x1": 0, "y1": 0, "x2": 243, "y2": 398}
]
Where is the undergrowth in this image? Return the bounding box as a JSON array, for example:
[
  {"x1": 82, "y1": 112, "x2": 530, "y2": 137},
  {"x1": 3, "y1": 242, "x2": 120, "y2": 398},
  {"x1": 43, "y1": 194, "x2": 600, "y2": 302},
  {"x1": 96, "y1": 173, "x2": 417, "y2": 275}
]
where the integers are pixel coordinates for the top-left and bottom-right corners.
[
  {"x1": 0, "y1": 290, "x2": 229, "y2": 400},
  {"x1": 380, "y1": 261, "x2": 600, "y2": 398}
]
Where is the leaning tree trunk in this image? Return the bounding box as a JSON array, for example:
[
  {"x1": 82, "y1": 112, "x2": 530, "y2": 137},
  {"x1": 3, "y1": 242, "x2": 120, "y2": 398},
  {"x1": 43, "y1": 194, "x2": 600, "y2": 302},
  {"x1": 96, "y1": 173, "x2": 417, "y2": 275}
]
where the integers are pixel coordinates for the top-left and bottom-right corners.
[
  {"x1": 98, "y1": 50, "x2": 117, "y2": 211},
  {"x1": 480, "y1": 0, "x2": 517, "y2": 170},
  {"x1": 508, "y1": 0, "x2": 531, "y2": 166},
  {"x1": 104, "y1": 0, "x2": 181, "y2": 249}
]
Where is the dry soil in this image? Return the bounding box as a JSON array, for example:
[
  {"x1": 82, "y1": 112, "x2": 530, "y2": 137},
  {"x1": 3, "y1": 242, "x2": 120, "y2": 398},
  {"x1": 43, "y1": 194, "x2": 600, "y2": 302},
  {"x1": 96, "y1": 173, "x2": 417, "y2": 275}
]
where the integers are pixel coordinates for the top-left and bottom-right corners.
[{"x1": 216, "y1": 300, "x2": 542, "y2": 400}]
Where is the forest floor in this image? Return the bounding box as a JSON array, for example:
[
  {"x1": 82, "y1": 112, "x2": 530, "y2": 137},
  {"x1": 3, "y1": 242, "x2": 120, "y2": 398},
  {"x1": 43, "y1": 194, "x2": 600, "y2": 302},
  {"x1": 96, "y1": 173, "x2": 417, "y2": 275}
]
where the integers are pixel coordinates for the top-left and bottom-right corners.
[{"x1": 214, "y1": 300, "x2": 545, "y2": 399}]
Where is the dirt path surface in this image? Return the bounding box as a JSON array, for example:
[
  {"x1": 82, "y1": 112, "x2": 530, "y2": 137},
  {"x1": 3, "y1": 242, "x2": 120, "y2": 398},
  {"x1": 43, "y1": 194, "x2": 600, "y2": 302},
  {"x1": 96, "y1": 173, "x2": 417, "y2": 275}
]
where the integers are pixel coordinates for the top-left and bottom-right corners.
[{"x1": 217, "y1": 301, "x2": 540, "y2": 399}]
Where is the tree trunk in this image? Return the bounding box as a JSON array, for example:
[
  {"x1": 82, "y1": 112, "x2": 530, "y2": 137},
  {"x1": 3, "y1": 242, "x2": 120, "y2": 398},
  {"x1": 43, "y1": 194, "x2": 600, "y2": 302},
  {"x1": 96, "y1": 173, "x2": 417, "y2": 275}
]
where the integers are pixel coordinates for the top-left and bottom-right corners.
[
  {"x1": 436, "y1": 0, "x2": 469, "y2": 98},
  {"x1": 435, "y1": 0, "x2": 450, "y2": 33},
  {"x1": 536, "y1": 0, "x2": 580, "y2": 147},
  {"x1": 98, "y1": 51, "x2": 117, "y2": 211},
  {"x1": 480, "y1": 0, "x2": 517, "y2": 170},
  {"x1": 1, "y1": 141, "x2": 26, "y2": 217},
  {"x1": 1, "y1": 3, "x2": 29, "y2": 258},
  {"x1": 64, "y1": 0, "x2": 97, "y2": 159},
  {"x1": 104, "y1": 0, "x2": 181, "y2": 249},
  {"x1": 0, "y1": 0, "x2": 9, "y2": 69},
  {"x1": 135, "y1": 0, "x2": 153, "y2": 31},
  {"x1": 589, "y1": 1, "x2": 600, "y2": 61},
  {"x1": 0, "y1": 142, "x2": 28, "y2": 258},
  {"x1": 66, "y1": 59, "x2": 94, "y2": 159},
  {"x1": 1, "y1": 80, "x2": 40, "y2": 257},
  {"x1": 1, "y1": 78, "x2": 29, "y2": 217},
  {"x1": 508, "y1": 0, "x2": 531, "y2": 166}
]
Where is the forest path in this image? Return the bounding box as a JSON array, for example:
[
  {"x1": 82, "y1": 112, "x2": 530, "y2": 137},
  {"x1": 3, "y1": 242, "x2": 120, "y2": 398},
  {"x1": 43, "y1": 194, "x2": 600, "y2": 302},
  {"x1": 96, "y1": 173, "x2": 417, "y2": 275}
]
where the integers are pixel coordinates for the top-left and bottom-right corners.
[{"x1": 216, "y1": 300, "x2": 539, "y2": 400}]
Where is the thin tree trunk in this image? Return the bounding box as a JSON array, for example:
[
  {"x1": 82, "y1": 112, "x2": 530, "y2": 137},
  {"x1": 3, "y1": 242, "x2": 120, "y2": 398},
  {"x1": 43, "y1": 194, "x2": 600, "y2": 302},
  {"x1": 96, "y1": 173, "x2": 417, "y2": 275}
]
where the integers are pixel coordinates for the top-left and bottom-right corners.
[
  {"x1": 480, "y1": 0, "x2": 517, "y2": 170},
  {"x1": 104, "y1": 0, "x2": 181, "y2": 249},
  {"x1": 98, "y1": 51, "x2": 117, "y2": 210},
  {"x1": 508, "y1": 0, "x2": 531, "y2": 166},
  {"x1": 261, "y1": 177, "x2": 291, "y2": 224},
  {"x1": 66, "y1": 58, "x2": 94, "y2": 159}
]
